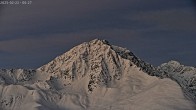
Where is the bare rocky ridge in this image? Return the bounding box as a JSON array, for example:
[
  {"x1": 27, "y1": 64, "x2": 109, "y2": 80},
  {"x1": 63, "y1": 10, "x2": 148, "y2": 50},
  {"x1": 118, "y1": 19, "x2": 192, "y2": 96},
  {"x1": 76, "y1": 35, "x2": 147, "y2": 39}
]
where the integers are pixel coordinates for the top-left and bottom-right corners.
[{"x1": 0, "y1": 39, "x2": 195, "y2": 110}]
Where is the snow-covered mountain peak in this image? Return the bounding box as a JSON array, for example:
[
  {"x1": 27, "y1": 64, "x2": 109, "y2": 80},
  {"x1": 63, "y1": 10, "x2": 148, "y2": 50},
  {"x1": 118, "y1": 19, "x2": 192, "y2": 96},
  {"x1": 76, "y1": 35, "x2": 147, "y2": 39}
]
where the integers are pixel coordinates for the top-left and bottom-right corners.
[
  {"x1": 167, "y1": 60, "x2": 181, "y2": 66},
  {"x1": 160, "y1": 60, "x2": 181, "y2": 68},
  {"x1": 37, "y1": 39, "x2": 132, "y2": 91},
  {"x1": 38, "y1": 39, "x2": 113, "y2": 72},
  {"x1": 0, "y1": 39, "x2": 195, "y2": 110},
  {"x1": 89, "y1": 38, "x2": 110, "y2": 45},
  {"x1": 37, "y1": 39, "x2": 157, "y2": 92},
  {"x1": 158, "y1": 60, "x2": 196, "y2": 101}
]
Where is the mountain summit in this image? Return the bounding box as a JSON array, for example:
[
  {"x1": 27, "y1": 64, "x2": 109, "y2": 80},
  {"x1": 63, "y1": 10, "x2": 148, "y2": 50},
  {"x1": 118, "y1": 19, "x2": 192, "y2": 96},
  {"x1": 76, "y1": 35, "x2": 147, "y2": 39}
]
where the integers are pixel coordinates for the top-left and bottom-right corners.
[
  {"x1": 0, "y1": 39, "x2": 195, "y2": 110},
  {"x1": 37, "y1": 39, "x2": 157, "y2": 92}
]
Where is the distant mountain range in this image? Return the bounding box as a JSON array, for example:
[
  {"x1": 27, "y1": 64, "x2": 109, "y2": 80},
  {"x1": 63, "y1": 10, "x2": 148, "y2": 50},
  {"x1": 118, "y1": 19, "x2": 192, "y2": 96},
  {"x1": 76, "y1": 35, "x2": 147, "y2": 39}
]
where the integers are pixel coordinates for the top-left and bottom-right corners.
[{"x1": 0, "y1": 39, "x2": 195, "y2": 110}]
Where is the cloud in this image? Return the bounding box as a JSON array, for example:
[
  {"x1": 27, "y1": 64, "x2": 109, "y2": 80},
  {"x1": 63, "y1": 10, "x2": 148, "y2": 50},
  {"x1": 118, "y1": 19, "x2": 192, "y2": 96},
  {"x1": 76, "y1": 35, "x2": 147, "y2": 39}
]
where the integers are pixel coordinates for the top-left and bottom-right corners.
[
  {"x1": 126, "y1": 9, "x2": 196, "y2": 32},
  {"x1": 1, "y1": 0, "x2": 191, "y2": 41},
  {"x1": 0, "y1": 28, "x2": 139, "y2": 52},
  {"x1": 0, "y1": 0, "x2": 137, "y2": 39},
  {"x1": 0, "y1": 0, "x2": 196, "y2": 68},
  {"x1": 0, "y1": 27, "x2": 140, "y2": 68}
]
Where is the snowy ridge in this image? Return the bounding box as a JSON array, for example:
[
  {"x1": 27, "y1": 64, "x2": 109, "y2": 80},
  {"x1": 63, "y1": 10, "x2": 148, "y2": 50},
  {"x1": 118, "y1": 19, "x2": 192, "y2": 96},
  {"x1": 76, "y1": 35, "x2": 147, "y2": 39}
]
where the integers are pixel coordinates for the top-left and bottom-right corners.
[
  {"x1": 111, "y1": 45, "x2": 157, "y2": 76},
  {"x1": 38, "y1": 39, "x2": 132, "y2": 91},
  {"x1": 0, "y1": 69, "x2": 36, "y2": 85},
  {"x1": 158, "y1": 61, "x2": 196, "y2": 101},
  {"x1": 0, "y1": 39, "x2": 195, "y2": 110},
  {"x1": 38, "y1": 39, "x2": 158, "y2": 89}
]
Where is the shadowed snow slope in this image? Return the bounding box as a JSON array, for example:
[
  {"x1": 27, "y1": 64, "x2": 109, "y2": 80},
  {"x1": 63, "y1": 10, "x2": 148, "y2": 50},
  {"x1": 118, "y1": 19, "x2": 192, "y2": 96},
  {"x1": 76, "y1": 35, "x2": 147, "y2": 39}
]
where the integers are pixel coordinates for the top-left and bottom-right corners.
[{"x1": 0, "y1": 39, "x2": 195, "y2": 110}]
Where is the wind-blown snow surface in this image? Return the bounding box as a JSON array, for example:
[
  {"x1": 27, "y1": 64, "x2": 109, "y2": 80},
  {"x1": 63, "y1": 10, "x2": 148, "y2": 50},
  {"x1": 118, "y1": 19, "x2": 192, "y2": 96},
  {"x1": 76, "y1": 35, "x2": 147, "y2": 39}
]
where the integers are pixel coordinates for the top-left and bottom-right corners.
[{"x1": 0, "y1": 39, "x2": 195, "y2": 110}]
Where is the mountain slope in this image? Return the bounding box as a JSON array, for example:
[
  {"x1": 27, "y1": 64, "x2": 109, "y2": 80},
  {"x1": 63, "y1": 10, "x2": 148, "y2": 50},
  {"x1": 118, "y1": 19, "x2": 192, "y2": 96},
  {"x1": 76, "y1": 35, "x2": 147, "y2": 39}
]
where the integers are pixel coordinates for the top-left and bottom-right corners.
[
  {"x1": 158, "y1": 61, "x2": 196, "y2": 102},
  {"x1": 0, "y1": 39, "x2": 195, "y2": 110}
]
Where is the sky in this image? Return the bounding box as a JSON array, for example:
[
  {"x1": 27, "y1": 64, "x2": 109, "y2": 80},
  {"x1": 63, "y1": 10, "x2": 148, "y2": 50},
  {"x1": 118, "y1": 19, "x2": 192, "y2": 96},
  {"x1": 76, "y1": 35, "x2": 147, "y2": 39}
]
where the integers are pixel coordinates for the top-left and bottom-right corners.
[{"x1": 0, "y1": 0, "x2": 196, "y2": 69}]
